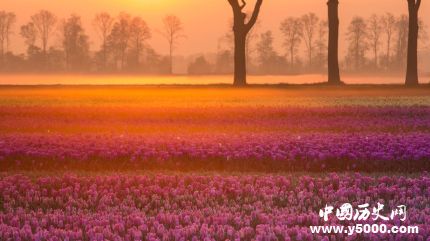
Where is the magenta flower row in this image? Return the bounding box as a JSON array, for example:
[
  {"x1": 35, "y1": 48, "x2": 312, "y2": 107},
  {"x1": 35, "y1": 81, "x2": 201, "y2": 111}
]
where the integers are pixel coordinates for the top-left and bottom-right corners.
[
  {"x1": 0, "y1": 174, "x2": 429, "y2": 240},
  {"x1": 1, "y1": 133, "x2": 429, "y2": 171}
]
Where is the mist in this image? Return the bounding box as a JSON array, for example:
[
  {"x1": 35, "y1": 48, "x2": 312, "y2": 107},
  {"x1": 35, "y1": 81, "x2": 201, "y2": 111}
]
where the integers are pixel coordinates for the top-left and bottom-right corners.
[{"x1": 0, "y1": 0, "x2": 429, "y2": 81}]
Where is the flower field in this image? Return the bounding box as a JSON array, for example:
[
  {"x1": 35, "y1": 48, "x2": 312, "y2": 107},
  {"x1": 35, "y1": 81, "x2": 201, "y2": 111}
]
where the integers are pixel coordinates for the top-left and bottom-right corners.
[
  {"x1": 1, "y1": 133, "x2": 430, "y2": 172},
  {"x1": 0, "y1": 86, "x2": 429, "y2": 240},
  {"x1": 1, "y1": 173, "x2": 429, "y2": 240}
]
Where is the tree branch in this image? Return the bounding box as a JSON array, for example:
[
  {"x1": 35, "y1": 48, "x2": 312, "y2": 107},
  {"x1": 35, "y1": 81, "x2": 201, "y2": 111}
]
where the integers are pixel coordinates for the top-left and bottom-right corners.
[
  {"x1": 416, "y1": 0, "x2": 421, "y2": 10},
  {"x1": 245, "y1": 0, "x2": 263, "y2": 32},
  {"x1": 227, "y1": 0, "x2": 235, "y2": 7},
  {"x1": 240, "y1": 0, "x2": 247, "y2": 10}
]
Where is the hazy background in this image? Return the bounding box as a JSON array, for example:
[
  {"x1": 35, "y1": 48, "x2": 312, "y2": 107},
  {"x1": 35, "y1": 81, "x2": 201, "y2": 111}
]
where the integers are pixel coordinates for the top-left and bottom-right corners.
[
  {"x1": 1, "y1": 0, "x2": 429, "y2": 82},
  {"x1": 3, "y1": 0, "x2": 429, "y2": 56}
]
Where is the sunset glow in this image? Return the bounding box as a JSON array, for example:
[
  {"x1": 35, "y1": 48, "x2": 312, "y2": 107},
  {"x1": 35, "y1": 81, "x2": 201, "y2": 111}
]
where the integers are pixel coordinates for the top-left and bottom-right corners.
[
  {"x1": 3, "y1": 0, "x2": 429, "y2": 56},
  {"x1": 1, "y1": 1, "x2": 430, "y2": 239}
]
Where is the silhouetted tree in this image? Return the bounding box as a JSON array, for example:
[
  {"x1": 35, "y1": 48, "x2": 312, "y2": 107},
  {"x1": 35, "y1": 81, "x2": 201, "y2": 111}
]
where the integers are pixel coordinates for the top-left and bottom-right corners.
[
  {"x1": 1, "y1": 52, "x2": 25, "y2": 72},
  {"x1": 46, "y1": 47, "x2": 65, "y2": 71},
  {"x1": 216, "y1": 32, "x2": 234, "y2": 74},
  {"x1": 327, "y1": 0, "x2": 341, "y2": 84},
  {"x1": 219, "y1": 17, "x2": 259, "y2": 73},
  {"x1": 216, "y1": 50, "x2": 234, "y2": 74},
  {"x1": 256, "y1": 31, "x2": 276, "y2": 71},
  {"x1": 227, "y1": 0, "x2": 263, "y2": 86},
  {"x1": 25, "y1": 45, "x2": 44, "y2": 71},
  {"x1": 140, "y1": 46, "x2": 170, "y2": 74},
  {"x1": 368, "y1": 14, "x2": 382, "y2": 68},
  {"x1": 220, "y1": 32, "x2": 234, "y2": 52},
  {"x1": 0, "y1": 13, "x2": 7, "y2": 62},
  {"x1": 188, "y1": 56, "x2": 213, "y2": 75},
  {"x1": 93, "y1": 13, "x2": 114, "y2": 70},
  {"x1": 20, "y1": 22, "x2": 42, "y2": 71},
  {"x1": 301, "y1": 13, "x2": 319, "y2": 69},
  {"x1": 395, "y1": 15, "x2": 409, "y2": 69},
  {"x1": 61, "y1": 15, "x2": 90, "y2": 71},
  {"x1": 345, "y1": 17, "x2": 368, "y2": 71},
  {"x1": 5, "y1": 13, "x2": 16, "y2": 54},
  {"x1": 30, "y1": 10, "x2": 57, "y2": 55},
  {"x1": 129, "y1": 17, "x2": 151, "y2": 70},
  {"x1": 345, "y1": 17, "x2": 368, "y2": 70},
  {"x1": 0, "y1": 12, "x2": 16, "y2": 61},
  {"x1": 315, "y1": 20, "x2": 328, "y2": 71},
  {"x1": 381, "y1": 13, "x2": 396, "y2": 69},
  {"x1": 418, "y1": 19, "x2": 429, "y2": 46},
  {"x1": 245, "y1": 18, "x2": 260, "y2": 71},
  {"x1": 256, "y1": 31, "x2": 286, "y2": 74},
  {"x1": 160, "y1": 15, "x2": 184, "y2": 75},
  {"x1": 20, "y1": 23, "x2": 37, "y2": 47},
  {"x1": 280, "y1": 17, "x2": 302, "y2": 68},
  {"x1": 108, "y1": 13, "x2": 132, "y2": 71},
  {"x1": 405, "y1": 0, "x2": 421, "y2": 86}
]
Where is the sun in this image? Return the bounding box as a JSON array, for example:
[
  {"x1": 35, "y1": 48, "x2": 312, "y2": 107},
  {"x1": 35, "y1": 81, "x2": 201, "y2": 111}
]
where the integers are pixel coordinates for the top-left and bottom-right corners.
[
  {"x1": 133, "y1": 0, "x2": 170, "y2": 9},
  {"x1": 96, "y1": 0, "x2": 171, "y2": 11}
]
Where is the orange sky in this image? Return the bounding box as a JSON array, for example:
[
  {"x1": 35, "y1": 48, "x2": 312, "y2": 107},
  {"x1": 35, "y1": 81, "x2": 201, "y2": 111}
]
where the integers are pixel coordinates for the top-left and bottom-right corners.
[{"x1": 2, "y1": 0, "x2": 430, "y2": 56}]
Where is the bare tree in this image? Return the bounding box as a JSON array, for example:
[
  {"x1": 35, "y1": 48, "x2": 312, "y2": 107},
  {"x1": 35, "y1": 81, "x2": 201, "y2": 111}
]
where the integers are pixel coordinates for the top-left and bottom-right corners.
[
  {"x1": 4, "y1": 12, "x2": 16, "y2": 54},
  {"x1": 395, "y1": 15, "x2": 409, "y2": 67},
  {"x1": 108, "y1": 13, "x2": 132, "y2": 71},
  {"x1": 30, "y1": 10, "x2": 57, "y2": 54},
  {"x1": 0, "y1": 12, "x2": 16, "y2": 59},
  {"x1": 129, "y1": 16, "x2": 151, "y2": 69},
  {"x1": 62, "y1": 15, "x2": 90, "y2": 71},
  {"x1": 20, "y1": 23, "x2": 37, "y2": 47},
  {"x1": 368, "y1": 14, "x2": 382, "y2": 68},
  {"x1": 327, "y1": 0, "x2": 341, "y2": 84},
  {"x1": 315, "y1": 20, "x2": 328, "y2": 71},
  {"x1": 381, "y1": 13, "x2": 396, "y2": 68},
  {"x1": 227, "y1": 0, "x2": 263, "y2": 86},
  {"x1": 405, "y1": 0, "x2": 421, "y2": 86},
  {"x1": 0, "y1": 12, "x2": 6, "y2": 60},
  {"x1": 216, "y1": 27, "x2": 234, "y2": 75},
  {"x1": 346, "y1": 17, "x2": 368, "y2": 71},
  {"x1": 160, "y1": 15, "x2": 185, "y2": 75},
  {"x1": 418, "y1": 19, "x2": 428, "y2": 45},
  {"x1": 188, "y1": 56, "x2": 212, "y2": 75},
  {"x1": 93, "y1": 12, "x2": 114, "y2": 69},
  {"x1": 245, "y1": 18, "x2": 260, "y2": 70},
  {"x1": 220, "y1": 17, "x2": 259, "y2": 72},
  {"x1": 256, "y1": 31, "x2": 285, "y2": 74},
  {"x1": 301, "y1": 13, "x2": 319, "y2": 69},
  {"x1": 280, "y1": 17, "x2": 302, "y2": 68}
]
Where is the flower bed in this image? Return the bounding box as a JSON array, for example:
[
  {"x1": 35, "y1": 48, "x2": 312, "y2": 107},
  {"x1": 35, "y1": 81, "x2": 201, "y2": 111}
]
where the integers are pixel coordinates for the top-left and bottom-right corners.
[
  {"x1": 0, "y1": 173, "x2": 429, "y2": 240},
  {"x1": 1, "y1": 133, "x2": 429, "y2": 172}
]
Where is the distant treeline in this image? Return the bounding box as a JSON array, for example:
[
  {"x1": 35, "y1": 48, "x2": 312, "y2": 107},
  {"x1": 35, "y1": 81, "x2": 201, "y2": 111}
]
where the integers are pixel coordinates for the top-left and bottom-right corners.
[{"x1": 0, "y1": 11, "x2": 427, "y2": 75}]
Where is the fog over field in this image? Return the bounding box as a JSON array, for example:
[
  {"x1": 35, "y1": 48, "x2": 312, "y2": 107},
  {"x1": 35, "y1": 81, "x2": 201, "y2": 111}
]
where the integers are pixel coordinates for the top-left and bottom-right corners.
[
  {"x1": 2, "y1": 0, "x2": 430, "y2": 56},
  {"x1": 2, "y1": 1, "x2": 430, "y2": 240},
  {"x1": 1, "y1": 0, "x2": 429, "y2": 78},
  {"x1": 1, "y1": 74, "x2": 429, "y2": 85}
]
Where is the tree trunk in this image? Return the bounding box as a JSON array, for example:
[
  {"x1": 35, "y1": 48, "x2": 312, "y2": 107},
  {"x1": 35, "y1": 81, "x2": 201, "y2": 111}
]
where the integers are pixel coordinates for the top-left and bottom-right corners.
[
  {"x1": 121, "y1": 51, "x2": 125, "y2": 71},
  {"x1": 405, "y1": 0, "x2": 420, "y2": 86},
  {"x1": 290, "y1": 46, "x2": 294, "y2": 68},
  {"x1": 386, "y1": 37, "x2": 391, "y2": 68},
  {"x1": 327, "y1": 0, "x2": 341, "y2": 84},
  {"x1": 169, "y1": 42, "x2": 173, "y2": 75},
  {"x1": 228, "y1": 0, "x2": 262, "y2": 86},
  {"x1": 355, "y1": 40, "x2": 359, "y2": 70},
  {"x1": 386, "y1": 37, "x2": 391, "y2": 70},
  {"x1": 103, "y1": 39, "x2": 107, "y2": 70},
  {"x1": 0, "y1": 39, "x2": 4, "y2": 67},
  {"x1": 0, "y1": 38, "x2": 4, "y2": 63},
  {"x1": 374, "y1": 45, "x2": 378, "y2": 67},
  {"x1": 233, "y1": 31, "x2": 247, "y2": 86}
]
